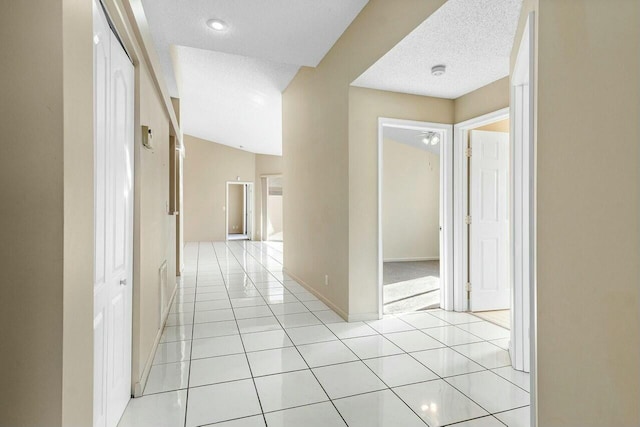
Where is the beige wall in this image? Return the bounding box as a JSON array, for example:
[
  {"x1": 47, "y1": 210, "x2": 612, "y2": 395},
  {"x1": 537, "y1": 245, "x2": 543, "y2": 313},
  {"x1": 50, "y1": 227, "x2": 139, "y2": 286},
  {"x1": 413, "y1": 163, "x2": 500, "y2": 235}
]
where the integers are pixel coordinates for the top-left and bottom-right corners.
[
  {"x1": 283, "y1": 0, "x2": 446, "y2": 319},
  {"x1": 62, "y1": 0, "x2": 95, "y2": 423},
  {"x1": 454, "y1": 77, "x2": 510, "y2": 123},
  {"x1": 267, "y1": 195, "x2": 284, "y2": 239},
  {"x1": 475, "y1": 118, "x2": 509, "y2": 133},
  {"x1": 348, "y1": 87, "x2": 454, "y2": 317},
  {"x1": 0, "y1": 0, "x2": 180, "y2": 423},
  {"x1": 183, "y1": 136, "x2": 283, "y2": 242},
  {"x1": 383, "y1": 139, "x2": 440, "y2": 261},
  {"x1": 0, "y1": 0, "x2": 96, "y2": 425},
  {"x1": 132, "y1": 57, "x2": 176, "y2": 394},
  {"x1": 228, "y1": 184, "x2": 245, "y2": 234},
  {"x1": 516, "y1": 1, "x2": 640, "y2": 425},
  {"x1": 1, "y1": 2, "x2": 69, "y2": 425},
  {"x1": 183, "y1": 135, "x2": 257, "y2": 241}
]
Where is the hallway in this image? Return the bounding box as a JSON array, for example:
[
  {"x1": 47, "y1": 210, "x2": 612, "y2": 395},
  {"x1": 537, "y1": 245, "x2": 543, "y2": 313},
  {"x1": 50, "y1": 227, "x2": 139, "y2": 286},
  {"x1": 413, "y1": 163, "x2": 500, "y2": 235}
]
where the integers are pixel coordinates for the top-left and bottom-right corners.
[{"x1": 119, "y1": 242, "x2": 530, "y2": 427}]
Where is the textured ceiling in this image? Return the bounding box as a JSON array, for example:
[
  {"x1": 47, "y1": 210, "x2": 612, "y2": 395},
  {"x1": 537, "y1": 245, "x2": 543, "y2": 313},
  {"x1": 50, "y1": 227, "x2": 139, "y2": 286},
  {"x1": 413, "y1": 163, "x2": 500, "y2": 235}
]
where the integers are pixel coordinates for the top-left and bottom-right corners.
[
  {"x1": 352, "y1": 0, "x2": 522, "y2": 99},
  {"x1": 141, "y1": 0, "x2": 369, "y2": 154},
  {"x1": 384, "y1": 127, "x2": 442, "y2": 156}
]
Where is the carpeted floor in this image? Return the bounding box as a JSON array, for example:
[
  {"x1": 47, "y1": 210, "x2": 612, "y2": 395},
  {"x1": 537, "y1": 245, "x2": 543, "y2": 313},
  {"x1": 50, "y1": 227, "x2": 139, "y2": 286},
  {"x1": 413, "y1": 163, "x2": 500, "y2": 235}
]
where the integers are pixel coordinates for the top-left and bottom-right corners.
[{"x1": 383, "y1": 261, "x2": 440, "y2": 314}]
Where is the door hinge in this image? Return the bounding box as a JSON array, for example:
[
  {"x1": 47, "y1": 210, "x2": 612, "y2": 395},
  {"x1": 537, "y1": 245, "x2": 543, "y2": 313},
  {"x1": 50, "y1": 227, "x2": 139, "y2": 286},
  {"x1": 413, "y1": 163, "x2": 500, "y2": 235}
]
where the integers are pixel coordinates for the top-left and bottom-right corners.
[
  {"x1": 465, "y1": 147, "x2": 472, "y2": 158},
  {"x1": 465, "y1": 282, "x2": 472, "y2": 293},
  {"x1": 465, "y1": 215, "x2": 472, "y2": 225}
]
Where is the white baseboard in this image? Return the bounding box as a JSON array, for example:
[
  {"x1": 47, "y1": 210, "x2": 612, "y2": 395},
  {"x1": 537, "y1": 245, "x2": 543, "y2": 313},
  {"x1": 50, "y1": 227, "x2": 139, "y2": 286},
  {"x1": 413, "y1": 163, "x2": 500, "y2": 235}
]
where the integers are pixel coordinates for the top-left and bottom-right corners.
[
  {"x1": 348, "y1": 312, "x2": 380, "y2": 322},
  {"x1": 283, "y1": 269, "x2": 349, "y2": 321},
  {"x1": 133, "y1": 278, "x2": 178, "y2": 397},
  {"x1": 383, "y1": 257, "x2": 440, "y2": 263},
  {"x1": 282, "y1": 269, "x2": 383, "y2": 322}
]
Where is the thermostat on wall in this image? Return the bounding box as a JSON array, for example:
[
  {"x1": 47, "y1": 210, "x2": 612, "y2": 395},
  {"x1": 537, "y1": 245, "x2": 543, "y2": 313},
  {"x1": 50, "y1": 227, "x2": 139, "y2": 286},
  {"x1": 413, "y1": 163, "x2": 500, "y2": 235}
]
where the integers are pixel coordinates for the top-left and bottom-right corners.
[{"x1": 141, "y1": 125, "x2": 153, "y2": 149}]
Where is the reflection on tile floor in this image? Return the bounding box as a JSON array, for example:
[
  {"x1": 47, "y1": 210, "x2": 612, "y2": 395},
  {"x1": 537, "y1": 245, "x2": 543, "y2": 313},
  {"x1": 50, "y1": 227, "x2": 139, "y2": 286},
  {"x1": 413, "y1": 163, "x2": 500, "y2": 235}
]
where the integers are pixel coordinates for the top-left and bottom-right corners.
[{"x1": 118, "y1": 241, "x2": 530, "y2": 427}]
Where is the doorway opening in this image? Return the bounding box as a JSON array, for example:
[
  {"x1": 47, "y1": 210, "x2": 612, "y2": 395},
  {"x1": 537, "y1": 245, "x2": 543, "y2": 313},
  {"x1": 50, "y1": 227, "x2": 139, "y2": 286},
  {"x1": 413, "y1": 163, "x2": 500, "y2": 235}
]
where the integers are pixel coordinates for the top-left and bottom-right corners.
[
  {"x1": 226, "y1": 182, "x2": 253, "y2": 241},
  {"x1": 454, "y1": 110, "x2": 511, "y2": 324},
  {"x1": 378, "y1": 118, "x2": 454, "y2": 317},
  {"x1": 261, "y1": 175, "x2": 283, "y2": 242}
]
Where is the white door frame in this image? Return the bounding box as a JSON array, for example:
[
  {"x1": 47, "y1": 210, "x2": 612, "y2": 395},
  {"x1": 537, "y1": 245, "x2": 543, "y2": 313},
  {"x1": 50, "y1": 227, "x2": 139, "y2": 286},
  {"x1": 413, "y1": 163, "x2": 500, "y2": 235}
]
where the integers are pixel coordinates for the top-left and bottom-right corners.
[
  {"x1": 226, "y1": 181, "x2": 254, "y2": 240},
  {"x1": 261, "y1": 174, "x2": 283, "y2": 241},
  {"x1": 512, "y1": 9, "x2": 536, "y2": 409},
  {"x1": 377, "y1": 118, "x2": 454, "y2": 317},
  {"x1": 453, "y1": 108, "x2": 510, "y2": 312}
]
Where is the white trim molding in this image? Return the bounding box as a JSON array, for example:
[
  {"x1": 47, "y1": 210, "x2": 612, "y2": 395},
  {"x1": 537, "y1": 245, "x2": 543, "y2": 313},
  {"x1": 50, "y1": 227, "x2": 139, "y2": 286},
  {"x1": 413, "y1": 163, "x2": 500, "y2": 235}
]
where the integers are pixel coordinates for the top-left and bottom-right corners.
[
  {"x1": 377, "y1": 118, "x2": 454, "y2": 318},
  {"x1": 225, "y1": 181, "x2": 254, "y2": 241},
  {"x1": 133, "y1": 280, "x2": 178, "y2": 397},
  {"x1": 510, "y1": 11, "x2": 536, "y2": 427}
]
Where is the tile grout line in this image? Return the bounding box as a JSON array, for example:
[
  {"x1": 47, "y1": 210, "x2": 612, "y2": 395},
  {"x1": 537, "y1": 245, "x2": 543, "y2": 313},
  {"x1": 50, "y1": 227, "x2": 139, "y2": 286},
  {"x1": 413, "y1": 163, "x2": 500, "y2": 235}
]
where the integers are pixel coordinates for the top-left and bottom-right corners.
[
  {"x1": 217, "y1": 241, "x2": 270, "y2": 427},
  {"x1": 182, "y1": 241, "x2": 200, "y2": 427},
  {"x1": 224, "y1": 242, "x2": 353, "y2": 427},
  {"x1": 161, "y1": 241, "x2": 529, "y2": 427}
]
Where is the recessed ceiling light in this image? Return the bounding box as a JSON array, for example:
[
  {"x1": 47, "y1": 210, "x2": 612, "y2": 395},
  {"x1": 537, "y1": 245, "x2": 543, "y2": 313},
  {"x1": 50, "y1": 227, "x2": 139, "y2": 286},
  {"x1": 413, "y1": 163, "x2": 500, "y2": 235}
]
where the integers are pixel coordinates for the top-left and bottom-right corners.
[
  {"x1": 431, "y1": 64, "x2": 446, "y2": 76},
  {"x1": 206, "y1": 19, "x2": 228, "y2": 32}
]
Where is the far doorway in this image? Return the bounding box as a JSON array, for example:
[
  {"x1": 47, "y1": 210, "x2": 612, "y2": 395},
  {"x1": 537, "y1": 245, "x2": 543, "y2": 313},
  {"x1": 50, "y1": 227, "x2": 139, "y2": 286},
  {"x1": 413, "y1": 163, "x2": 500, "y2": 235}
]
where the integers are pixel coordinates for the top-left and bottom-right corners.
[
  {"x1": 378, "y1": 119, "x2": 453, "y2": 315},
  {"x1": 226, "y1": 182, "x2": 253, "y2": 241},
  {"x1": 261, "y1": 175, "x2": 283, "y2": 242}
]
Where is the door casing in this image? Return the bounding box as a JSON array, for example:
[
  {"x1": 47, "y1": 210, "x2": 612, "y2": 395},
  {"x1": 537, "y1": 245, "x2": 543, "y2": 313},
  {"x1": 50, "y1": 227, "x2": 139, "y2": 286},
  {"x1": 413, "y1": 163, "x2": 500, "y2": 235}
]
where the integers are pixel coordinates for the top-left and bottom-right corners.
[
  {"x1": 377, "y1": 118, "x2": 454, "y2": 317},
  {"x1": 226, "y1": 181, "x2": 254, "y2": 240}
]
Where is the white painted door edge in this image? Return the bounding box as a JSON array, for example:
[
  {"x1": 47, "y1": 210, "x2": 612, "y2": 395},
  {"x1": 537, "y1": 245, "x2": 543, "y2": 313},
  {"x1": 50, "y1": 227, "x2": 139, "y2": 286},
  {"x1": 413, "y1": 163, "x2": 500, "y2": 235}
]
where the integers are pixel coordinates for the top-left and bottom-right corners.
[
  {"x1": 453, "y1": 107, "x2": 510, "y2": 313},
  {"x1": 512, "y1": 12, "x2": 536, "y2": 427},
  {"x1": 377, "y1": 118, "x2": 454, "y2": 318}
]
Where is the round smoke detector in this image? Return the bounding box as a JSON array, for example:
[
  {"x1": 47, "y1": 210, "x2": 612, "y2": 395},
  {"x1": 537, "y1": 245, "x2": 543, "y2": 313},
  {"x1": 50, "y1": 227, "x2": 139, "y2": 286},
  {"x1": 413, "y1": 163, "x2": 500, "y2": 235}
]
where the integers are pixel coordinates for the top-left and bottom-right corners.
[{"x1": 431, "y1": 64, "x2": 446, "y2": 76}]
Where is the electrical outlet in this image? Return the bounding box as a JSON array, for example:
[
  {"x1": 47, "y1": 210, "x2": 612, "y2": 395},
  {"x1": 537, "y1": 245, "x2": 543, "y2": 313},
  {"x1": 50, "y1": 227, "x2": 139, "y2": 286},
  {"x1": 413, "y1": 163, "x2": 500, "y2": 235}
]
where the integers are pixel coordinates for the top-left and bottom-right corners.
[{"x1": 325, "y1": 275, "x2": 329, "y2": 286}]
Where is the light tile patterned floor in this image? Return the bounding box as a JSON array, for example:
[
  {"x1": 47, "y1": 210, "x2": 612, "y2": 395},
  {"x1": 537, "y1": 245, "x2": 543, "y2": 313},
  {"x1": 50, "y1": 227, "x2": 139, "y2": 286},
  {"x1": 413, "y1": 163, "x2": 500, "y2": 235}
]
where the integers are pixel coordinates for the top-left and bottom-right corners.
[{"x1": 118, "y1": 241, "x2": 530, "y2": 427}]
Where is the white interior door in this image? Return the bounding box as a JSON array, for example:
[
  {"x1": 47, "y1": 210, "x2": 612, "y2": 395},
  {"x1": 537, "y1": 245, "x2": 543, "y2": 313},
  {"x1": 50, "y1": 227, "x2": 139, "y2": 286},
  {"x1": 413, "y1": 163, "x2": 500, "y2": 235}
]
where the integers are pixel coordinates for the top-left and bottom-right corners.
[
  {"x1": 469, "y1": 130, "x2": 510, "y2": 311},
  {"x1": 93, "y1": 2, "x2": 134, "y2": 426}
]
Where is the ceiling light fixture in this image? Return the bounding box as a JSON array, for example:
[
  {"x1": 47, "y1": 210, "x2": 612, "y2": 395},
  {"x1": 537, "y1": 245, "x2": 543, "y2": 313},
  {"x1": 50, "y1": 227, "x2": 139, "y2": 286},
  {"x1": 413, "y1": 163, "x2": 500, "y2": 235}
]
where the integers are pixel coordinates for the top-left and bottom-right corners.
[
  {"x1": 431, "y1": 64, "x2": 446, "y2": 76},
  {"x1": 421, "y1": 131, "x2": 440, "y2": 146},
  {"x1": 206, "y1": 18, "x2": 228, "y2": 32}
]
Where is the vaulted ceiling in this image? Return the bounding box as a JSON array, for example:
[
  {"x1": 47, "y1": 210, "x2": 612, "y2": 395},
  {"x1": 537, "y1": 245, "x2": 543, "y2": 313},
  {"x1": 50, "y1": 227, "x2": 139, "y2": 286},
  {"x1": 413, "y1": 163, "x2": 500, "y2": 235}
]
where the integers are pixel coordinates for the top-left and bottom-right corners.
[
  {"x1": 141, "y1": 0, "x2": 522, "y2": 155},
  {"x1": 141, "y1": 0, "x2": 369, "y2": 155}
]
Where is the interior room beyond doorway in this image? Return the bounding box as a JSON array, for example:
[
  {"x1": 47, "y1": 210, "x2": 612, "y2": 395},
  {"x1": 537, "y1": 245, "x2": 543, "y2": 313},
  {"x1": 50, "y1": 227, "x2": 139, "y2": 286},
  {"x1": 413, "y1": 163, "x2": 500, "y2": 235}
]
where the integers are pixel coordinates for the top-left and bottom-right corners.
[
  {"x1": 262, "y1": 175, "x2": 283, "y2": 242},
  {"x1": 226, "y1": 182, "x2": 253, "y2": 241},
  {"x1": 382, "y1": 126, "x2": 442, "y2": 314}
]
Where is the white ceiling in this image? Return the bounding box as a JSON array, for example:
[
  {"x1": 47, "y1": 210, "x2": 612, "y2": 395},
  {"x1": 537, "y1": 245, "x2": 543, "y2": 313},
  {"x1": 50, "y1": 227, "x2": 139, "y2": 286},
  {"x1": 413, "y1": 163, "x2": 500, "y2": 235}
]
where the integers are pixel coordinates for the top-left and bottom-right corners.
[
  {"x1": 384, "y1": 127, "x2": 441, "y2": 156},
  {"x1": 174, "y1": 46, "x2": 299, "y2": 155},
  {"x1": 352, "y1": 0, "x2": 522, "y2": 99},
  {"x1": 141, "y1": 0, "x2": 368, "y2": 155}
]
